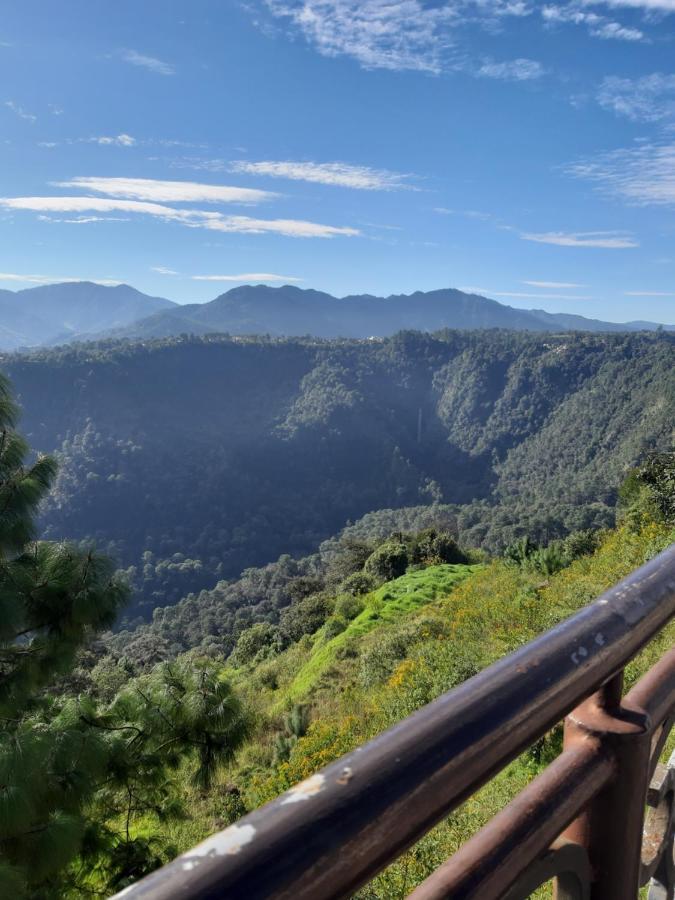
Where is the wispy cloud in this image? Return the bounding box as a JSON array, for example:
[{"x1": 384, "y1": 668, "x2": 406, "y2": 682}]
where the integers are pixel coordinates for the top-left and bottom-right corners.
[
  {"x1": 230, "y1": 159, "x2": 414, "y2": 190},
  {"x1": 491, "y1": 290, "x2": 594, "y2": 299},
  {"x1": 264, "y1": 0, "x2": 533, "y2": 75},
  {"x1": 4, "y1": 100, "x2": 36, "y2": 122},
  {"x1": 433, "y1": 207, "x2": 493, "y2": 220},
  {"x1": 567, "y1": 141, "x2": 675, "y2": 206},
  {"x1": 583, "y1": 1, "x2": 675, "y2": 10},
  {"x1": 84, "y1": 134, "x2": 137, "y2": 147},
  {"x1": 38, "y1": 214, "x2": 132, "y2": 224},
  {"x1": 0, "y1": 195, "x2": 359, "y2": 238},
  {"x1": 624, "y1": 290, "x2": 675, "y2": 296},
  {"x1": 191, "y1": 273, "x2": 303, "y2": 282},
  {"x1": 121, "y1": 49, "x2": 174, "y2": 75},
  {"x1": 265, "y1": 0, "x2": 457, "y2": 74},
  {"x1": 54, "y1": 176, "x2": 277, "y2": 204},
  {"x1": 524, "y1": 279, "x2": 587, "y2": 287},
  {"x1": 520, "y1": 230, "x2": 638, "y2": 248},
  {"x1": 541, "y1": 5, "x2": 645, "y2": 40},
  {"x1": 201, "y1": 215, "x2": 358, "y2": 237},
  {"x1": 151, "y1": 266, "x2": 179, "y2": 275},
  {"x1": 459, "y1": 285, "x2": 594, "y2": 300},
  {"x1": 596, "y1": 73, "x2": 675, "y2": 121},
  {"x1": 263, "y1": 0, "x2": 649, "y2": 74},
  {"x1": 0, "y1": 196, "x2": 216, "y2": 220},
  {"x1": 0, "y1": 272, "x2": 120, "y2": 285},
  {"x1": 592, "y1": 20, "x2": 645, "y2": 38},
  {"x1": 477, "y1": 58, "x2": 544, "y2": 81}
]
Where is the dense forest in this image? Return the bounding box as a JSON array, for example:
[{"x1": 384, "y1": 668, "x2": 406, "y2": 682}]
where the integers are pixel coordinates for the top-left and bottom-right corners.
[{"x1": 2, "y1": 329, "x2": 673, "y2": 621}]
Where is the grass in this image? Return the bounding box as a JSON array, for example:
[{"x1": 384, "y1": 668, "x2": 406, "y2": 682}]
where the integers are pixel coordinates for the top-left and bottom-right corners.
[{"x1": 286, "y1": 563, "x2": 482, "y2": 701}]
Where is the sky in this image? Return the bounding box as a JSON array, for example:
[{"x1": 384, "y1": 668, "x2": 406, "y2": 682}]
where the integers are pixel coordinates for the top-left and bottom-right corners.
[{"x1": 2, "y1": 0, "x2": 675, "y2": 323}]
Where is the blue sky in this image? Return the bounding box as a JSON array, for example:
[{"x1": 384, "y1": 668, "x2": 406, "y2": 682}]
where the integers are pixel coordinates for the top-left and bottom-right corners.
[{"x1": 2, "y1": 0, "x2": 675, "y2": 323}]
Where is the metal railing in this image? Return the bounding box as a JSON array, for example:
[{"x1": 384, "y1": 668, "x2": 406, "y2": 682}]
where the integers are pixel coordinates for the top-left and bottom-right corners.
[{"x1": 115, "y1": 543, "x2": 675, "y2": 900}]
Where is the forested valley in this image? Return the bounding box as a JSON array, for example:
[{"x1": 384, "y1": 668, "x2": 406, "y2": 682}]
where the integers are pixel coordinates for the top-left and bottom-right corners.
[
  {"x1": 0, "y1": 329, "x2": 673, "y2": 897},
  {"x1": 4, "y1": 329, "x2": 673, "y2": 622}
]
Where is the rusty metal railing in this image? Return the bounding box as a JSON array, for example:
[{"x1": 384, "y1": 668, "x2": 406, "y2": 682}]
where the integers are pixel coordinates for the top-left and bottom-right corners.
[{"x1": 114, "y1": 543, "x2": 675, "y2": 900}]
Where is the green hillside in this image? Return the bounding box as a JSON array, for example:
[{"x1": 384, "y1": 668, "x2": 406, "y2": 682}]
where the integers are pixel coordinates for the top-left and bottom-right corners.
[{"x1": 117, "y1": 513, "x2": 674, "y2": 900}]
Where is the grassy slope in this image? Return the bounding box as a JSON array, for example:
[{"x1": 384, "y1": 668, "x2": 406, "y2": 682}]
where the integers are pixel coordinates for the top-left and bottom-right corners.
[
  {"x1": 287, "y1": 563, "x2": 481, "y2": 701},
  {"x1": 237, "y1": 519, "x2": 674, "y2": 897},
  {"x1": 134, "y1": 520, "x2": 674, "y2": 898}
]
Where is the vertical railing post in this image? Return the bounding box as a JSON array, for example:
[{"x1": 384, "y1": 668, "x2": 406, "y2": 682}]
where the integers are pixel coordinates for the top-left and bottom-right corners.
[{"x1": 558, "y1": 672, "x2": 652, "y2": 899}]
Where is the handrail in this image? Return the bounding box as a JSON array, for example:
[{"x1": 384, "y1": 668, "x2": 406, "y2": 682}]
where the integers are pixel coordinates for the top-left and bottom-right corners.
[{"x1": 114, "y1": 542, "x2": 675, "y2": 900}]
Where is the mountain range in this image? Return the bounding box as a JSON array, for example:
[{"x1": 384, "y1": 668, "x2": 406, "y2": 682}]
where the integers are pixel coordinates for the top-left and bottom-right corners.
[
  {"x1": 0, "y1": 282, "x2": 174, "y2": 350},
  {"x1": 0, "y1": 282, "x2": 672, "y2": 350}
]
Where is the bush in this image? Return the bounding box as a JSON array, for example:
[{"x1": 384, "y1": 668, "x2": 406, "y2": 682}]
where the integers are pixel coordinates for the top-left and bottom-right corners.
[
  {"x1": 231, "y1": 623, "x2": 279, "y2": 666},
  {"x1": 364, "y1": 541, "x2": 409, "y2": 582},
  {"x1": 334, "y1": 594, "x2": 365, "y2": 621},
  {"x1": 340, "y1": 571, "x2": 377, "y2": 596},
  {"x1": 323, "y1": 616, "x2": 348, "y2": 640},
  {"x1": 412, "y1": 529, "x2": 468, "y2": 565},
  {"x1": 278, "y1": 593, "x2": 334, "y2": 645}
]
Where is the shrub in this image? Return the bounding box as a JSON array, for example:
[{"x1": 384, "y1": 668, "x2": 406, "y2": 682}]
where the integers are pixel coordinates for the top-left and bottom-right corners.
[
  {"x1": 278, "y1": 593, "x2": 334, "y2": 645},
  {"x1": 323, "y1": 616, "x2": 348, "y2": 640},
  {"x1": 364, "y1": 540, "x2": 409, "y2": 582},
  {"x1": 231, "y1": 623, "x2": 279, "y2": 666},
  {"x1": 340, "y1": 571, "x2": 377, "y2": 596},
  {"x1": 334, "y1": 593, "x2": 365, "y2": 621}
]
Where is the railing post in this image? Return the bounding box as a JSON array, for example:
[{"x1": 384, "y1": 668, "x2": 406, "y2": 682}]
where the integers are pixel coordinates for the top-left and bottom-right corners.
[{"x1": 558, "y1": 672, "x2": 653, "y2": 900}]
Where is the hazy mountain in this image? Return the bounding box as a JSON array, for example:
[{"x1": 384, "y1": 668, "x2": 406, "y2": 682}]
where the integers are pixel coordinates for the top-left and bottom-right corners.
[
  {"x1": 0, "y1": 282, "x2": 175, "y2": 350},
  {"x1": 104, "y1": 284, "x2": 673, "y2": 341},
  {"x1": 0, "y1": 282, "x2": 672, "y2": 351}
]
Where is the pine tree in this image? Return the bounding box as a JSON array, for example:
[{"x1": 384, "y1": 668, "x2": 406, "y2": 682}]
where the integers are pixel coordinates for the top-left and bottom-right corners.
[
  {"x1": 0, "y1": 373, "x2": 129, "y2": 896},
  {"x1": 0, "y1": 375, "x2": 251, "y2": 896}
]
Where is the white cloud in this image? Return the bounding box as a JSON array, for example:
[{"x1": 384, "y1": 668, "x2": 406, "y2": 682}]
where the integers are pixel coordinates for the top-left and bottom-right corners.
[
  {"x1": 37, "y1": 214, "x2": 131, "y2": 224},
  {"x1": 434, "y1": 207, "x2": 493, "y2": 219},
  {"x1": 4, "y1": 100, "x2": 36, "y2": 122},
  {"x1": 266, "y1": 0, "x2": 457, "y2": 73},
  {"x1": 582, "y1": 0, "x2": 675, "y2": 9},
  {"x1": 54, "y1": 176, "x2": 277, "y2": 204},
  {"x1": 477, "y1": 58, "x2": 544, "y2": 81},
  {"x1": 0, "y1": 195, "x2": 359, "y2": 238},
  {"x1": 229, "y1": 159, "x2": 413, "y2": 190},
  {"x1": 0, "y1": 196, "x2": 216, "y2": 221},
  {"x1": 567, "y1": 141, "x2": 675, "y2": 205},
  {"x1": 541, "y1": 6, "x2": 645, "y2": 40},
  {"x1": 591, "y1": 20, "x2": 644, "y2": 37},
  {"x1": 265, "y1": 0, "x2": 533, "y2": 74},
  {"x1": 596, "y1": 73, "x2": 675, "y2": 121},
  {"x1": 520, "y1": 230, "x2": 638, "y2": 248},
  {"x1": 121, "y1": 50, "x2": 174, "y2": 75},
  {"x1": 524, "y1": 280, "x2": 587, "y2": 287},
  {"x1": 84, "y1": 134, "x2": 137, "y2": 147},
  {"x1": 490, "y1": 290, "x2": 594, "y2": 299},
  {"x1": 191, "y1": 273, "x2": 303, "y2": 282},
  {"x1": 624, "y1": 290, "x2": 675, "y2": 295},
  {"x1": 151, "y1": 266, "x2": 179, "y2": 275},
  {"x1": 201, "y1": 215, "x2": 358, "y2": 237},
  {"x1": 0, "y1": 272, "x2": 121, "y2": 285}
]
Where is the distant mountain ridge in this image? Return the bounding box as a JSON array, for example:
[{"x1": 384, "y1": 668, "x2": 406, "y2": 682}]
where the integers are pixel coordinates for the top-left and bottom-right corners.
[
  {"x1": 0, "y1": 281, "x2": 671, "y2": 349},
  {"x1": 0, "y1": 282, "x2": 175, "y2": 350},
  {"x1": 106, "y1": 284, "x2": 673, "y2": 340}
]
